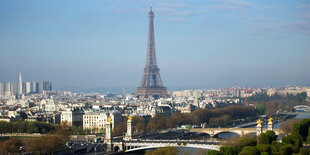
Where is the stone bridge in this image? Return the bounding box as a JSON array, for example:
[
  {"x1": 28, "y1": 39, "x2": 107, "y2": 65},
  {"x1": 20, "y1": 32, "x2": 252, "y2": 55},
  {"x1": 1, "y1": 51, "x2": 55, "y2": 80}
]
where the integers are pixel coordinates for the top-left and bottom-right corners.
[
  {"x1": 189, "y1": 128, "x2": 284, "y2": 137},
  {"x1": 103, "y1": 116, "x2": 282, "y2": 153},
  {"x1": 109, "y1": 139, "x2": 220, "y2": 152}
]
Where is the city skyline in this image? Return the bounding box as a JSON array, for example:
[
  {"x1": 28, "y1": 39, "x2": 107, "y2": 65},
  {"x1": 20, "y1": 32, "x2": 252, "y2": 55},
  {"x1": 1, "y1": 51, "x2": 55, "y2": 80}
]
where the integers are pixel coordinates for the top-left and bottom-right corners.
[{"x1": 0, "y1": 0, "x2": 309, "y2": 91}]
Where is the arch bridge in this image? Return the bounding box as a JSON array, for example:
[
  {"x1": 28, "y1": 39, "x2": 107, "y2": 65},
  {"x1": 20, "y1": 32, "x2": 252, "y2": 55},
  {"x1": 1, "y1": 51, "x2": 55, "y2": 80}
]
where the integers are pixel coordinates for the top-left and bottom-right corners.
[
  {"x1": 189, "y1": 128, "x2": 284, "y2": 137},
  {"x1": 110, "y1": 139, "x2": 220, "y2": 152}
]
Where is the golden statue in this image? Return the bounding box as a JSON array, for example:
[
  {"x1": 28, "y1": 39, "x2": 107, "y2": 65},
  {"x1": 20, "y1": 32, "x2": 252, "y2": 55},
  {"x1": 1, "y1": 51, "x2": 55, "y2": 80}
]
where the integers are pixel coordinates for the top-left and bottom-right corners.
[
  {"x1": 107, "y1": 116, "x2": 112, "y2": 123},
  {"x1": 268, "y1": 117, "x2": 273, "y2": 123},
  {"x1": 128, "y1": 115, "x2": 132, "y2": 121},
  {"x1": 257, "y1": 119, "x2": 262, "y2": 126}
]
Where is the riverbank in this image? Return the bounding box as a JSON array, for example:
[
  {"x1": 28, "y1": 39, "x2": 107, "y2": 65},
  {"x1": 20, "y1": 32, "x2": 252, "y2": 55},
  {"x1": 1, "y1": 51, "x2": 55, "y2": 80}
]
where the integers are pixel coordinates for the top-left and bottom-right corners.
[{"x1": 205, "y1": 113, "x2": 297, "y2": 129}]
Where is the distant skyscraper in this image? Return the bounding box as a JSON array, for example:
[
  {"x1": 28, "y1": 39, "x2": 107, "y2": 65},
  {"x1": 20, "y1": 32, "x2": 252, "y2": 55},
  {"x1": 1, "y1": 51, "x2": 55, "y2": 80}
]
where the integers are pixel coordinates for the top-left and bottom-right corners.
[
  {"x1": 0, "y1": 83, "x2": 3, "y2": 96},
  {"x1": 38, "y1": 82, "x2": 43, "y2": 93},
  {"x1": 0, "y1": 73, "x2": 52, "y2": 95},
  {"x1": 42, "y1": 81, "x2": 52, "y2": 91},
  {"x1": 5, "y1": 82, "x2": 11, "y2": 93},
  {"x1": 10, "y1": 82, "x2": 18, "y2": 94},
  {"x1": 136, "y1": 7, "x2": 169, "y2": 99},
  {"x1": 25, "y1": 82, "x2": 31, "y2": 94},
  {"x1": 31, "y1": 81, "x2": 37, "y2": 93},
  {"x1": 18, "y1": 73, "x2": 23, "y2": 95}
]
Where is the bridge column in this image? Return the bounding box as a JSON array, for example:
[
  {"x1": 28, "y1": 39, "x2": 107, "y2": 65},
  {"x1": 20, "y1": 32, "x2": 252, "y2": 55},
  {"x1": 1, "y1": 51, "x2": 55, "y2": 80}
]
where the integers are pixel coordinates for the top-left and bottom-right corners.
[
  {"x1": 268, "y1": 117, "x2": 273, "y2": 131},
  {"x1": 240, "y1": 131, "x2": 245, "y2": 137},
  {"x1": 124, "y1": 115, "x2": 133, "y2": 141},
  {"x1": 256, "y1": 119, "x2": 263, "y2": 136},
  {"x1": 105, "y1": 116, "x2": 113, "y2": 151},
  {"x1": 210, "y1": 130, "x2": 215, "y2": 138}
]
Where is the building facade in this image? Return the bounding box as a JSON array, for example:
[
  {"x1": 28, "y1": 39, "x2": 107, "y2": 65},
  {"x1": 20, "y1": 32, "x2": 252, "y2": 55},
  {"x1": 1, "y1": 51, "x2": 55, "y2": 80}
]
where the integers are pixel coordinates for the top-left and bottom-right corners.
[
  {"x1": 83, "y1": 111, "x2": 122, "y2": 133},
  {"x1": 60, "y1": 109, "x2": 84, "y2": 126}
]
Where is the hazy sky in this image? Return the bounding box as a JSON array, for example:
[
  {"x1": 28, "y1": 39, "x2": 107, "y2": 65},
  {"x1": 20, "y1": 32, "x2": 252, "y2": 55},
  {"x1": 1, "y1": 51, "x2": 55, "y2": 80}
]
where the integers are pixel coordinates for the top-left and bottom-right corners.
[{"x1": 0, "y1": 0, "x2": 309, "y2": 92}]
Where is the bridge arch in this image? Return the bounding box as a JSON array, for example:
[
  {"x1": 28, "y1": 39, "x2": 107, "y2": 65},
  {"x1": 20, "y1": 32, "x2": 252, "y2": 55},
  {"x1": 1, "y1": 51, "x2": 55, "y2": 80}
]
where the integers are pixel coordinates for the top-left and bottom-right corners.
[
  {"x1": 213, "y1": 130, "x2": 241, "y2": 136},
  {"x1": 200, "y1": 130, "x2": 242, "y2": 137},
  {"x1": 213, "y1": 131, "x2": 241, "y2": 138},
  {"x1": 114, "y1": 146, "x2": 120, "y2": 152},
  {"x1": 294, "y1": 105, "x2": 310, "y2": 109}
]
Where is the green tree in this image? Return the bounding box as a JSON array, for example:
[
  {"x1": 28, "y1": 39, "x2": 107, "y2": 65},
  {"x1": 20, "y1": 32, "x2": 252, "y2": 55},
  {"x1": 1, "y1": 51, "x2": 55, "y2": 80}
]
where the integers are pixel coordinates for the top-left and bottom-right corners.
[
  {"x1": 233, "y1": 136, "x2": 257, "y2": 152},
  {"x1": 282, "y1": 134, "x2": 302, "y2": 153},
  {"x1": 72, "y1": 125, "x2": 85, "y2": 135},
  {"x1": 255, "y1": 104, "x2": 266, "y2": 115},
  {"x1": 0, "y1": 121, "x2": 55, "y2": 134},
  {"x1": 255, "y1": 144, "x2": 275, "y2": 154},
  {"x1": 219, "y1": 146, "x2": 237, "y2": 155},
  {"x1": 239, "y1": 146, "x2": 259, "y2": 155},
  {"x1": 279, "y1": 144, "x2": 293, "y2": 155},
  {"x1": 0, "y1": 121, "x2": 10, "y2": 133},
  {"x1": 292, "y1": 118, "x2": 310, "y2": 141},
  {"x1": 206, "y1": 150, "x2": 220, "y2": 155},
  {"x1": 307, "y1": 126, "x2": 310, "y2": 144},
  {"x1": 297, "y1": 148, "x2": 310, "y2": 155},
  {"x1": 258, "y1": 130, "x2": 277, "y2": 145}
]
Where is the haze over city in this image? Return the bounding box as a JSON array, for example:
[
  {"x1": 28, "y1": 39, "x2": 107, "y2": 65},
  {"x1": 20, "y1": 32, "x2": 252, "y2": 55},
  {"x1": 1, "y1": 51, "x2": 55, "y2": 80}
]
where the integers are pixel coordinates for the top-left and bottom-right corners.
[
  {"x1": 1, "y1": 1, "x2": 310, "y2": 155},
  {"x1": 1, "y1": 0, "x2": 309, "y2": 92}
]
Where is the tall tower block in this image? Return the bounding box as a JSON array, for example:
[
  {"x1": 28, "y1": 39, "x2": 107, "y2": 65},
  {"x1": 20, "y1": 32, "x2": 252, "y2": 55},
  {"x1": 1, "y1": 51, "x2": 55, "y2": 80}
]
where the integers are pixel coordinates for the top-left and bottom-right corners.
[
  {"x1": 135, "y1": 7, "x2": 169, "y2": 99},
  {"x1": 18, "y1": 73, "x2": 23, "y2": 95}
]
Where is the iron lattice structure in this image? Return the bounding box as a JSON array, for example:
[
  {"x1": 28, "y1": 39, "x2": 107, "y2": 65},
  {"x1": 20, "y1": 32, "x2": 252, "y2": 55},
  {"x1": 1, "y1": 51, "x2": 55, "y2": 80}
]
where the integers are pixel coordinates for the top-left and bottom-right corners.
[{"x1": 136, "y1": 7, "x2": 169, "y2": 99}]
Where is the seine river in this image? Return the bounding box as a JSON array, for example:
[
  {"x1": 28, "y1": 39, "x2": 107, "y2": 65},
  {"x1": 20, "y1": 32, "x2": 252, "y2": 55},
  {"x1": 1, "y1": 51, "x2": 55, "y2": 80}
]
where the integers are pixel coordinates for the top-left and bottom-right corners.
[{"x1": 123, "y1": 113, "x2": 310, "y2": 155}]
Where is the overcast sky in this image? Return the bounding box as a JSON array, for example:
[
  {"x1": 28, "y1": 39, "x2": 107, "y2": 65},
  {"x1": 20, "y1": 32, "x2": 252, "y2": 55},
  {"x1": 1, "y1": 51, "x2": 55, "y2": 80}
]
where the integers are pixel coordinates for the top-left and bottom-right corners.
[{"x1": 0, "y1": 0, "x2": 309, "y2": 92}]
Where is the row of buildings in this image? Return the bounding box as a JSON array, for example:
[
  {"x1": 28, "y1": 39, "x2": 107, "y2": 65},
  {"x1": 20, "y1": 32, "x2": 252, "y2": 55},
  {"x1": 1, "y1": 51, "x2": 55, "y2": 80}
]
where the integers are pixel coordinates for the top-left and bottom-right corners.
[
  {"x1": 267, "y1": 87, "x2": 310, "y2": 97},
  {"x1": 0, "y1": 85, "x2": 309, "y2": 134},
  {"x1": 60, "y1": 109, "x2": 122, "y2": 133},
  {"x1": 0, "y1": 73, "x2": 52, "y2": 97}
]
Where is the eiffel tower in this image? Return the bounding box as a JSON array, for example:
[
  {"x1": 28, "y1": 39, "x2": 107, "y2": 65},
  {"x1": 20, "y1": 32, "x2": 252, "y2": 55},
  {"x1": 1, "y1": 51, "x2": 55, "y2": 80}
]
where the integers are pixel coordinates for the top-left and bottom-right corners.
[{"x1": 136, "y1": 7, "x2": 169, "y2": 99}]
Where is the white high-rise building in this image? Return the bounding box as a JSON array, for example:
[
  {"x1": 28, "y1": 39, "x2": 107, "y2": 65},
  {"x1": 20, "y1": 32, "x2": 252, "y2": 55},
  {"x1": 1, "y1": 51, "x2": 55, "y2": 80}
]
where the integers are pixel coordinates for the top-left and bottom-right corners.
[
  {"x1": 0, "y1": 83, "x2": 3, "y2": 96},
  {"x1": 18, "y1": 73, "x2": 23, "y2": 95},
  {"x1": 31, "y1": 82, "x2": 37, "y2": 93},
  {"x1": 10, "y1": 82, "x2": 18, "y2": 94},
  {"x1": 25, "y1": 82, "x2": 31, "y2": 94},
  {"x1": 4, "y1": 82, "x2": 13, "y2": 97},
  {"x1": 38, "y1": 81, "x2": 43, "y2": 94},
  {"x1": 5, "y1": 82, "x2": 11, "y2": 93}
]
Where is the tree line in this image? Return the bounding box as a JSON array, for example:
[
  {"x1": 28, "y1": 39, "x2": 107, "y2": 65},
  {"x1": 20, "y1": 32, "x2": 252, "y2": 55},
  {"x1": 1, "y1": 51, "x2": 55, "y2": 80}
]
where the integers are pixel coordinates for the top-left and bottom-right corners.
[
  {"x1": 0, "y1": 105, "x2": 258, "y2": 135},
  {"x1": 0, "y1": 122, "x2": 72, "y2": 155},
  {"x1": 114, "y1": 105, "x2": 258, "y2": 134},
  {"x1": 0, "y1": 120, "x2": 84, "y2": 135},
  {"x1": 0, "y1": 120, "x2": 55, "y2": 134},
  {"x1": 248, "y1": 92, "x2": 309, "y2": 116}
]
